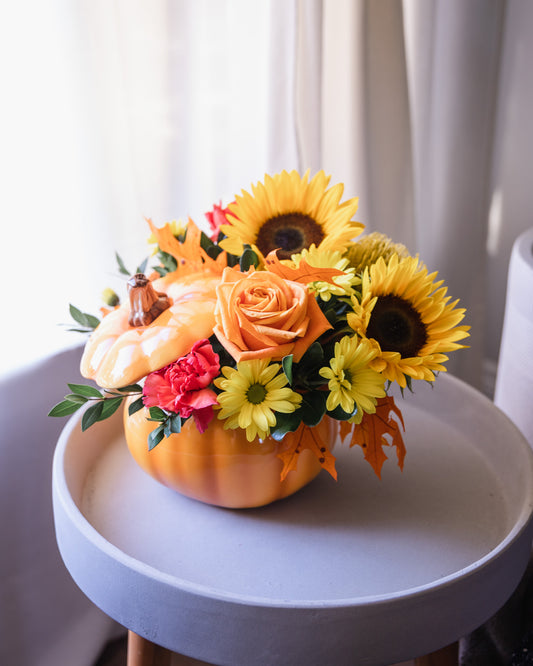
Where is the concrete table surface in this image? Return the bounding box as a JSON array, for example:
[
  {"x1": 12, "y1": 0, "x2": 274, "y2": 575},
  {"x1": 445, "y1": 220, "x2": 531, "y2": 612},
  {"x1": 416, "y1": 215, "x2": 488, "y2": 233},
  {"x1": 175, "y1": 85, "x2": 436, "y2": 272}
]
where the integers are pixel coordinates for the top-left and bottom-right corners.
[{"x1": 53, "y1": 374, "x2": 533, "y2": 665}]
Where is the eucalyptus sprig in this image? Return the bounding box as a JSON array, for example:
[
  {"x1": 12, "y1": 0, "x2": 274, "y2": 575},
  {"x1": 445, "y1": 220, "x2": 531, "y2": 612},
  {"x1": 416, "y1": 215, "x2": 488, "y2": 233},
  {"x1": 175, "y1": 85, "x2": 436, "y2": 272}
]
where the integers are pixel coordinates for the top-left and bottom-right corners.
[
  {"x1": 145, "y1": 407, "x2": 184, "y2": 450},
  {"x1": 65, "y1": 304, "x2": 100, "y2": 333},
  {"x1": 49, "y1": 383, "x2": 143, "y2": 432}
]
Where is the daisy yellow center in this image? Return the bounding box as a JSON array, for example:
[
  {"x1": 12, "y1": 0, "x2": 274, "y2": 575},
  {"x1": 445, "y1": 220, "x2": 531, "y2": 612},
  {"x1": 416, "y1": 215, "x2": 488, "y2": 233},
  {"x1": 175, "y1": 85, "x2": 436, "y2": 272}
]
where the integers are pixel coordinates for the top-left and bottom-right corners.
[
  {"x1": 255, "y1": 213, "x2": 325, "y2": 260},
  {"x1": 367, "y1": 295, "x2": 427, "y2": 357},
  {"x1": 246, "y1": 383, "x2": 267, "y2": 404}
]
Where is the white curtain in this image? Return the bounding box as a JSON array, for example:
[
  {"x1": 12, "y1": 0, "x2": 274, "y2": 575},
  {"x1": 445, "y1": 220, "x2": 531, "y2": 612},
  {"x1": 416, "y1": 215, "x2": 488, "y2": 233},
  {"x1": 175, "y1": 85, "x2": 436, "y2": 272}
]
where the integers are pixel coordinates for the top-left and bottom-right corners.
[
  {"x1": 6, "y1": 0, "x2": 527, "y2": 391},
  {"x1": 319, "y1": 0, "x2": 507, "y2": 391}
]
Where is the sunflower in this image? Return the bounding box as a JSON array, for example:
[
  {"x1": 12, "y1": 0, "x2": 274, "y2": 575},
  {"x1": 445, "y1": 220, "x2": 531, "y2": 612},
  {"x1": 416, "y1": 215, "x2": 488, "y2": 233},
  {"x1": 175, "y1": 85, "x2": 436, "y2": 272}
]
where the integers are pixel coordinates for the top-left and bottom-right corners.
[
  {"x1": 219, "y1": 170, "x2": 363, "y2": 261},
  {"x1": 286, "y1": 244, "x2": 360, "y2": 301},
  {"x1": 214, "y1": 359, "x2": 302, "y2": 441},
  {"x1": 347, "y1": 254, "x2": 470, "y2": 387},
  {"x1": 319, "y1": 335, "x2": 386, "y2": 422},
  {"x1": 344, "y1": 232, "x2": 410, "y2": 274}
]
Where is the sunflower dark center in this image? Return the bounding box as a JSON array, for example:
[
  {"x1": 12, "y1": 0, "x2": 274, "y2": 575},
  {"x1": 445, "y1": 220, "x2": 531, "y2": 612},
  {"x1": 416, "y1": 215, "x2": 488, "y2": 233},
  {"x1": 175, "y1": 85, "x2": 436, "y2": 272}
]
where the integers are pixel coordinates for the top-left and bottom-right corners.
[
  {"x1": 255, "y1": 213, "x2": 325, "y2": 260},
  {"x1": 366, "y1": 295, "x2": 428, "y2": 357}
]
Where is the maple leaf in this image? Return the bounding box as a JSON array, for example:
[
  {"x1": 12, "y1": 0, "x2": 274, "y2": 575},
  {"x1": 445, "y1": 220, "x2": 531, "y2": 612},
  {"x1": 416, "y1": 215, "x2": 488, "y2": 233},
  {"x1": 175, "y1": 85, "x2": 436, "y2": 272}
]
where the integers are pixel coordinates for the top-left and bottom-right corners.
[
  {"x1": 264, "y1": 250, "x2": 344, "y2": 286},
  {"x1": 340, "y1": 396, "x2": 406, "y2": 478},
  {"x1": 277, "y1": 423, "x2": 337, "y2": 482},
  {"x1": 147, "y1": 218, "x2": 227, "y2": 275}
]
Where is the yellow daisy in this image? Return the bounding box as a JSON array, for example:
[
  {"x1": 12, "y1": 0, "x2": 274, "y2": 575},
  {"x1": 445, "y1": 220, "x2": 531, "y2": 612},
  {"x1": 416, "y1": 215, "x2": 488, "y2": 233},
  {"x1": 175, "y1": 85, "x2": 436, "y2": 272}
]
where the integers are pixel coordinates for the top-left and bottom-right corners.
[
  {"x1": 287, "y1": 244, "x2": 360, "y2": 301},
  {"x1": 347, "y1": 254, "x2": 470, "y2": 387},
  {"x1": 214, "y1": 359, "x2": 302, "y2": 441},
  {"x1": 319, "y1": 335, "x2": 386, "y2": 421},
  {"x1": 219, "y1": 170, "x2": 363, "y2": 260},
  {"x1": 344, "y1": 232, "x2": 410, "y2": 274}
]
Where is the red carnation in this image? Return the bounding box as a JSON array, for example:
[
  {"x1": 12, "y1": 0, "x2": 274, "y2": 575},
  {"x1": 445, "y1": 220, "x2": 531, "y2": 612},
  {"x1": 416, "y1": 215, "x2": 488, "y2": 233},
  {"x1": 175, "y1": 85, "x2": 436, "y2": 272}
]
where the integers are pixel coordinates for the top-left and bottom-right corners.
[
  {"x1": 205, "y1": 201, "x2": 234, "y2": 242},
  {"x1": 143, "y1": 339, "x2": 220, "y2": 433}
]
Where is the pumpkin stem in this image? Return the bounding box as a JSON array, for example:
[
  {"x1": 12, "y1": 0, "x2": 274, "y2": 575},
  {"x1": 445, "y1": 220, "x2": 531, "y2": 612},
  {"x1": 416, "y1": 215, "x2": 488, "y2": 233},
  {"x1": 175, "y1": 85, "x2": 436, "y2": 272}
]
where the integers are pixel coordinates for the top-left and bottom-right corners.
[{"x1": 128, "y1": 273, "x2": 171, "y2": 327}]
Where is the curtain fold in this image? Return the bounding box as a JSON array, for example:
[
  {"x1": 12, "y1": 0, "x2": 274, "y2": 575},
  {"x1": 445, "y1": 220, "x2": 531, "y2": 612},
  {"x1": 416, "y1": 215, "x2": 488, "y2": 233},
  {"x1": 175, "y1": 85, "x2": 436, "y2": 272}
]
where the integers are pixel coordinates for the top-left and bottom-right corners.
[
  {"x1": 319, "y1": 0, "x2": 507, "y2": 389},
  {"x1": 409, "y1": 0, "x2": 505, "y2": 385}
]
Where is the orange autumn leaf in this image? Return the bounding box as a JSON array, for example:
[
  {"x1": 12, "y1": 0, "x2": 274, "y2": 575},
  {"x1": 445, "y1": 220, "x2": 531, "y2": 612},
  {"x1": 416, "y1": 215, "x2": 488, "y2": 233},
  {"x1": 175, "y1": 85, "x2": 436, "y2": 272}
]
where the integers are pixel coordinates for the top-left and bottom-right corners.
[
  {"x1": 277, "y1": 423, "x2": 337, "y2": 482},
  {"x1": 340, "y1": 396, "x2": 406, "y2": 478},
  {"x1": 264, "y1": 250, "x2": 344, "y2": 286},
  {"x1": 99, "y1": 305, "x2": 119, "y2": 318},
  {"x1": 147, "y1": 217, "x2": 227, "y2": 275}
]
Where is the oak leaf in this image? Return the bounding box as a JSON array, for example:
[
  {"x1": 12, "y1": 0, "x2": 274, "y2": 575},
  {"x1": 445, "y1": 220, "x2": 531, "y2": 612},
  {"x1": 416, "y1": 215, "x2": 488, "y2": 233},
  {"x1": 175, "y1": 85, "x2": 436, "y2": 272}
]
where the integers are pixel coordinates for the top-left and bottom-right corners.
[
  {"x1": 147, "y1": 218, "x2": 227, "y2": 275},
  {"x1": 340, "y1": 396, "x2": 406, "y2": 478},
  {"x1": 277, "y1": 423, "x2": 337, "y2": 482},
  {"x1": 264, "y1": 250, "x2": 344, "y2": 286}
]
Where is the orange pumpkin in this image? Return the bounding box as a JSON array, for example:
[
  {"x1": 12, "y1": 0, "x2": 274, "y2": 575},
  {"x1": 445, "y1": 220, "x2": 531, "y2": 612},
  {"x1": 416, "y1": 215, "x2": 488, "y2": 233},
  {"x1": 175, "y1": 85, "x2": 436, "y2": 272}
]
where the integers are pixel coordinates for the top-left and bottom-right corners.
[
  {"x1": 123, "y1": 399, "x2": 337, "y2": 508},
  {"x1": 80, "y1": 271, "x2": 221, "y2": 388}
]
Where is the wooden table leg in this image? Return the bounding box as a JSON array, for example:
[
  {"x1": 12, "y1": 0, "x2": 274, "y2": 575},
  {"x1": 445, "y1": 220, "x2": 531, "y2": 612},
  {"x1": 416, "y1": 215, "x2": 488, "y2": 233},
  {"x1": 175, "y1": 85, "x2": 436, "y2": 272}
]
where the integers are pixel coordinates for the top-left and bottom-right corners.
[
  {"x1": 127, "y1": 631, "x2": 173, "y2": 666},
  {"x1": 414, "y1": 641, "x2": 459, "y2": 666},
  {"x1": 127, "y1": 631, "x2": 213, "y2": 666}
]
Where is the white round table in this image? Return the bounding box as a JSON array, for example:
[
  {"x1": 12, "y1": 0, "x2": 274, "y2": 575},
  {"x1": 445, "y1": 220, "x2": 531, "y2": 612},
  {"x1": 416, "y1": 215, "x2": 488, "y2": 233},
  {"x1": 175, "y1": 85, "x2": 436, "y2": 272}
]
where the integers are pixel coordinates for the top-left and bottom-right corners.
[{"x1": 52, "y1": 374, "x2": 533, "y2": 665}]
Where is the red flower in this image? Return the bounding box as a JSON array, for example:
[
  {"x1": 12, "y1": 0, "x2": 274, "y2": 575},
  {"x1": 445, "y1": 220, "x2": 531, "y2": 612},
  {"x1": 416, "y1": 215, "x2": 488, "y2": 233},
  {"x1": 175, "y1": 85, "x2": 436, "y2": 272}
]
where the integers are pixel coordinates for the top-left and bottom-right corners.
[
  {"x1": 205, "y1": 201, "x2": 234, "y2": 242},
  {"x1": 143, "y1": 339, "x2": 220, "y2": 433}
]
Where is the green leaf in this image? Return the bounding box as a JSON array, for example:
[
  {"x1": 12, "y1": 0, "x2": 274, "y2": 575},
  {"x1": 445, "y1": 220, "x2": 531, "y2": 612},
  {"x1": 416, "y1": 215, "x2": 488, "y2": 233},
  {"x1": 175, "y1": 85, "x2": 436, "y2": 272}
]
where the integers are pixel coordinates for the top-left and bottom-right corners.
[
  {"x1": 240, "y1": 245, "x2": 259, "y2": 271},
  {"x1": 148, "y1": 424, "x2": 165, "y2": 450},
  {"x1": 128, "y1": 397, "x2": 145, "y2": 416},
  {"x1": 68, "y1": 304, "x2": 100, "y2": 331},
  {"x1": 115, "y1": 252, "x2": 130, "y2": 276},
  {"x1": 326, "y1": 403, "x2": 356, "y2": 421},
  {"x1": 48, "y1": 400, "x2": 84, "y2": 417},
  {"x1": 63, "y1": 393, "x2": 89, "y2": 404},
  {"x1": 157, "y1": 251, "x2": 177, "y2": 274},
  {"x1": 81, "y1": 402, "x2": 104, "y2": 431},
  {"x1": 85, "y1": 313, "x2": 101, "y2": 329},
  {"x1": 324, "y1": 307, "x2": 338, "y2": 326},
  {"x1": 299, "y1": 341, "x2": 324, "y2": 367},
  {"x1": 271, "y1": 410, "x2": 302, "y2": 440},
  {"x1": 148, "y1": 406, "x2": 167, "y2": 421},
  {"x1": 200, "y1": 231, "x2": 215, "y2": 252},
  {"x1": 200, "y1": 231, "x2": 223, "y2": 259},
  {"x1": 115, "y1": 384, "x2": 143, "y2": 394},
  {"x1": 163, "y1": 413, "x2": 182, "y2": 438},
  {"x1": 226, "y1": 252, "x2": 240, "y2": 268},
  {"x1": 299, "y1": 392, "x2": 327, "y2": 427},
  {"x1": 169, "y1": 413, "x2": 182, "y2": 434},
  {"x1": 67, "y1": 383, "x2": 103, "y2": 399},
  {"x1": 69, "y1": 304, "x2": 89, "y2": 327},
  {"x1": 98, "y1": 396, "x2": 124, "y2": 421},
  {"x1": 65, "y1": 327, "x2": 96, "y2": 334},
  {"x1": 282, "y1": 355, "x2": 293, "y2": 385},
  {"x1": 205, "y1": 244, "x2": 223, "y2": 260},
  {"x1": 136, "y1": 257, "x2": 148, "y2": 274}
]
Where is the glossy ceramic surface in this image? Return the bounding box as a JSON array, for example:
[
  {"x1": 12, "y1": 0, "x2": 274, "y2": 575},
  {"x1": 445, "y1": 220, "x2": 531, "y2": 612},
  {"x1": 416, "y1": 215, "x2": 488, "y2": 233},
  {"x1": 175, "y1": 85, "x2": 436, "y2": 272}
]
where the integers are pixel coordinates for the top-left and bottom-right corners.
[{"x1": 123, "y1": 403, "x2": 337, "y2": 508}]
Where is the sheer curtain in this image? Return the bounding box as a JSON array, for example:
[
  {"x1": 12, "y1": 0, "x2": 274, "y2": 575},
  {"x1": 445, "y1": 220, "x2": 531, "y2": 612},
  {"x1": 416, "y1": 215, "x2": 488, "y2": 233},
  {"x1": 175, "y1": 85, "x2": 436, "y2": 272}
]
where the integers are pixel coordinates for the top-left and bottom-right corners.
[
  {"x1": 318, "y1": 0, "x2": 533, "y2": 394},
  {"x1": 320, "y1": 0, "x2": 509, "y2": 392},
  {"x1": 5, "y1": 0, "x2": 527, "y2": 390}
]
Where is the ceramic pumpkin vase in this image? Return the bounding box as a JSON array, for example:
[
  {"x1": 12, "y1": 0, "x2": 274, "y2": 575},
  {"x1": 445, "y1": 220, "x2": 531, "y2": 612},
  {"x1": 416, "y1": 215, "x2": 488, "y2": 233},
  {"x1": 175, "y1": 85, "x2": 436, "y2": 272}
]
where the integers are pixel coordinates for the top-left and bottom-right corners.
[{"x1": 124, "y1": 398, "x2": 337, "y2": 509}]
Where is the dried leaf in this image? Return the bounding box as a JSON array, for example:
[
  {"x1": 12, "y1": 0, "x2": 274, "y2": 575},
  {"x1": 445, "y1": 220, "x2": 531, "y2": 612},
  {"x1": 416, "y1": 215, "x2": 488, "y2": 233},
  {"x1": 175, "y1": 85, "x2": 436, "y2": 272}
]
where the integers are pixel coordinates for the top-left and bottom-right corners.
[
  {"x1": 264, "y1": 250, "x2": 344, "y2": 285},
  {"x1": 277, "y1": 423, "x2": 337, "y2": 482},
  {"x1": 341, "y1": 396, "x2": 406, "y2": 478},
  {"x1": 147, "y1": 218, "x2": 227, "y2": 275}
]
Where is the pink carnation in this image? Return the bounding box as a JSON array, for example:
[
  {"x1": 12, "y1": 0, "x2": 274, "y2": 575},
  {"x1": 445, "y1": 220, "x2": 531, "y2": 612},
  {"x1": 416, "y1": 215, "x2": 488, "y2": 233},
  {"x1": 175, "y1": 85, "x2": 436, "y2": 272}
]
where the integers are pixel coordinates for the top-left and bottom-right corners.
[
  {"x1": 143, "y1": 339, "x2": 220, "y2": 433},
  {"x1": 205, "y1": 201, "x2": 234, "y2": 242}
]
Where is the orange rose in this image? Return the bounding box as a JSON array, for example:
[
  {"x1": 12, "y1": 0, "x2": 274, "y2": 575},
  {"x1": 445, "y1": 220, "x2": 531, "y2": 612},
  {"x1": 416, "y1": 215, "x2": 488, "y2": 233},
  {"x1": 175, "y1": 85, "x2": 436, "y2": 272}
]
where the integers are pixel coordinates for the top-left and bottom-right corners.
[{"x1": 213, "y1": 267, "x2": 332, "y2": 362}]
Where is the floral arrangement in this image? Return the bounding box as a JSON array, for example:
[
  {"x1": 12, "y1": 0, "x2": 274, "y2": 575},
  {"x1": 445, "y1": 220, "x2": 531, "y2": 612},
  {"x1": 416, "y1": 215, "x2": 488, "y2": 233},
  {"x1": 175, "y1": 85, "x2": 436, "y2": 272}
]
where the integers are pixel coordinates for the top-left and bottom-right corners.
[{"x1": 50, "y1": 170, "x2": 469, "y2": 481}]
